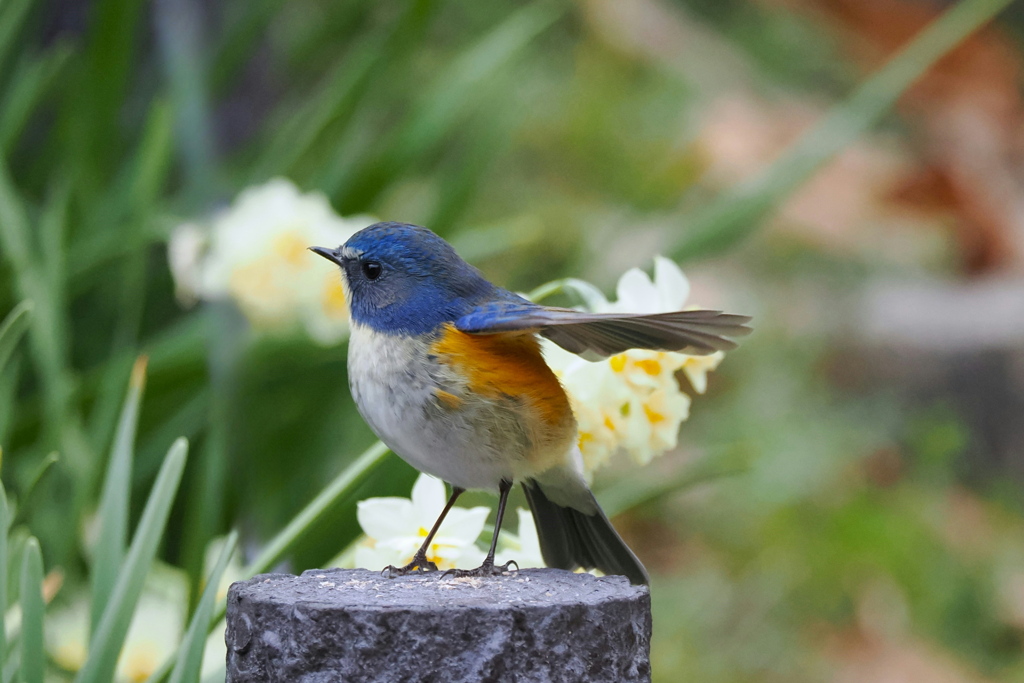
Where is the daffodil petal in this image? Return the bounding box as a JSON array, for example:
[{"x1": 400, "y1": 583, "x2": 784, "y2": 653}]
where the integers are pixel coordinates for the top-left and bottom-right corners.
[
  {"x1": 356, "y1": 497, "x2": 416, "y2": 540},
  {"x1": 653, "y1": 256, "x2": 690, "y2": 310},
  {"x1": 439, "y1": 505, "x2": 490, "y2": 542},
  {"x1": 410, "y1": 474, "x2": 449, "y2": 522},
  {"x1": 614, "y1": 267, "x2": 660, "y2": 313}
]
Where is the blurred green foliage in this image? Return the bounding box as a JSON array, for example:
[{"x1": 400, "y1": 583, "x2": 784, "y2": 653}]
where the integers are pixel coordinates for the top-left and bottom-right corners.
[{"x1": 0, "y1": 0, "x2": 1021, "y2": 680}]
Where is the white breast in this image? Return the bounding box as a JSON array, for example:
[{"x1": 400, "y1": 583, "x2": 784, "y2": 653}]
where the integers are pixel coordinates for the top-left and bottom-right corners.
[{"x1": 347, "y1": 323, "x2": 545, "y2": 490}]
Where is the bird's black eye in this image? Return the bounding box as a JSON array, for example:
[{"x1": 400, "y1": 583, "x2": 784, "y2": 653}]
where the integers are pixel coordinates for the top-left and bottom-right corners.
[{"x1": 361, "y1": 260, "x2": 383, "y2": 281}]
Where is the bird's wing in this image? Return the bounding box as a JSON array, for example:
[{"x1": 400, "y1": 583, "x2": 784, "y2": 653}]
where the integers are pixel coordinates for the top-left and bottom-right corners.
[{"x1": 455, "y1": 302, "x2": 752, "y2": 359}]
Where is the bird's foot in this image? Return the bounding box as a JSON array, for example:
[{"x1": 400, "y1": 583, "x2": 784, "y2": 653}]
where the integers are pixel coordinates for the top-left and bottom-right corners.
[
  {"x1": 443, "y1": 559, "x2": 519, "y2": 579},
  {"x1": 382, "y1": 551, "x2": 438, "y2": 578}
]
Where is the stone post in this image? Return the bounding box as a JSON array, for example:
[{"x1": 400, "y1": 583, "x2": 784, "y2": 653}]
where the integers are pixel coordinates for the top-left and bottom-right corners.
[{"x1": 226, "y1": 567, "x2": 651, "y2": 682}]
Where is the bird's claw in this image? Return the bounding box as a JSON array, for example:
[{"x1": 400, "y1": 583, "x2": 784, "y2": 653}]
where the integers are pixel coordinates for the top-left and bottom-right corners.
[
  {"x1": 382, "y1": 553, "x2": 438, "y2": 578},
  {"x1": 442, "y1": 559, "x2": 518, "y2": 579}
]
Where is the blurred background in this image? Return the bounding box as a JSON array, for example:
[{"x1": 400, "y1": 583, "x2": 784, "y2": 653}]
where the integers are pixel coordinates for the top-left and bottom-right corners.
[{"x1": 2, "y1": 0, "x2": 1024, "y2": 680}]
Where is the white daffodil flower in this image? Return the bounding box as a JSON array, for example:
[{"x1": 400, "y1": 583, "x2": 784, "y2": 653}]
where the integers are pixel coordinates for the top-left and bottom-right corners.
[
  {"x1": 355, "y1": 474, "x2": 489, "y2": 571},
  {"x1": 168, "y1": 178, "x2": 374, "y2": 345},
  {"x1": 542, "y1": 256, "x2": 726, "y2": 473},
  {"x1": 605, "y1": 256, "x2": 691, "y2": 314},
  {"x1": 495, "y1": 508, "x2": 545, "y2": 569}
]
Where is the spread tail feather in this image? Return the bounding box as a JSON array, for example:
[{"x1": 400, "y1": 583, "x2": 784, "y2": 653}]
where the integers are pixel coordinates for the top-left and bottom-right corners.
[{"x1": 523, "y1": 480, "x2": 649, "y2": 585}]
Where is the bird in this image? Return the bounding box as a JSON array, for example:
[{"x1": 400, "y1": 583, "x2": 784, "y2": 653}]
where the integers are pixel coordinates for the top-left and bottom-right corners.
[{"x1": 311, "y1": 222, "x2": 751, "y2": 585}]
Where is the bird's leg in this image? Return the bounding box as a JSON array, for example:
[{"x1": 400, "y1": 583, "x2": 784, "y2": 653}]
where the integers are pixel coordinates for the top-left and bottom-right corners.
[
  {"x1": 384, "y1": 485, "x2": 465, "y2": 577},
  {"x1": 444, "y1": 479, "x2": 518, "y2": 578}
]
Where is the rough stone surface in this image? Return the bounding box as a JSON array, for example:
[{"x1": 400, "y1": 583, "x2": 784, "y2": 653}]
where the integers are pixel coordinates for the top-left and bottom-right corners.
[{"x1": 226, "y1": 567, "x2": 651, "y2": 683}]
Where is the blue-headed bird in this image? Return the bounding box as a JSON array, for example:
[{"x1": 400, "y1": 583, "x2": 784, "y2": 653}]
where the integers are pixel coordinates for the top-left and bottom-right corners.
[{"x1": 311, "y1": 222, "x2": 751, "y2": 585}]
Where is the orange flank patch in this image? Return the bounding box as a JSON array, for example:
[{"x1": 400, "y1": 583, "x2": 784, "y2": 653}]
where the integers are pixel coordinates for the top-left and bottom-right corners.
[
  {"x1": 430, "y1": 324, "x2": 573, "y2": 435},
  {"x1": 434, "y1": 389, "x2": 463, "y2": 410}
]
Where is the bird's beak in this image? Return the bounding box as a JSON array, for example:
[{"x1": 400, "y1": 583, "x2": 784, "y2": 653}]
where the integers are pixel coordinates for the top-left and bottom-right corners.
[{"x1": 309, "y1": 246, "x2": 343, "y2": 266}]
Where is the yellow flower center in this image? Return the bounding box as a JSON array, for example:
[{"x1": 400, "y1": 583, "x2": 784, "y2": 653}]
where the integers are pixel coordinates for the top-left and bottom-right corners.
[
  {"x1": 53, "y1": 641, "x2": 87, "y2": 672},
  {"x1": 634, "y1": 359, "x2": 662, "y2": 375},
  {"x1": 272, "y1": 230, "x2": 309, "y2": 266},
  {"x1": 643, "y1": 404, "x2": 666, "y2": 424},
  {"x1": 322, "y1": 276, "x2": 347, "y2": 318},
  {"x1": 122, "y1": 643, "x2": 160, "y2": 683},
  {"x1": 609, "y1": 354, "x2": 627, "y2": 372}
]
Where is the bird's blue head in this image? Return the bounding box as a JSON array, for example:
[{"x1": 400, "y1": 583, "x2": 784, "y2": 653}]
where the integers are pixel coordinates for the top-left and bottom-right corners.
[{"x1": 311, "y1": 222, "x2": 498, "y2": 335}]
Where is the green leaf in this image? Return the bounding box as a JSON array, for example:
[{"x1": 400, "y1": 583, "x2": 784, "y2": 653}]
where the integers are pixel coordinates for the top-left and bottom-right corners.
[
  {"x1": 336, "y1": 1, "x2": 562, "y2": 208},
  {"x1": 671, "y1": 0, "x2": 1017, "y2": 261},
  {"x1": 39, "y1": 179, "x2": 70, "y2": 306},
  {"x1": 74, "y1": 438, "x2": 188, "y2": 683},
  {"x1": 10, "y1": 453, "x2": 58, "y2": 527},
  {"x1": 2, "y1": 653, "x2": 18, "y2": 683},
  {"x1": 392, "y1": 2, "x2": 561, "y2": 164},
  {"x1": 168, "y1": 531, "x2": 238, "y2": 683},
  {"x1": 0, "y1": 481, "x2": 8, "y2": 669},
  {"x1": 154, "y1": 0, "x2": 217, "y2": 202},
  {"x1": 208, "y1": 0, "x2": 285, "y2": 92},
  {"x1": 18, "y1": 538, "x2": 43, "y2": 683},
  {"x1": 0, "y1": 302, "x2": 32, "y2": 375},
  {"x1": 0, "y1": 161, "x2": 89, "y2": 484},
  {"x1": 251, "y1": 0, "x2": 437, "y2": 182},
  {"x1": 245, "y1": 440, "x2": 389, "y2": 577},
  {"x1": 0, "y1": 46, "x2": 72, "y2": 154},
  {"x1": 126, "y1": 99, "x2": 174, "y2": 214},
  {"x1": 0, "y1": 0, "x2": 33, "y2": 75},
  {"x1": 99, "y1": 98, "x2": 175, "y2": 231},
  {"x1": 90, "y1": 356, "x2": 148, "y2": 634},
  {"x1": 207, "y1": 441, "x2": 390, "y2": 627}
]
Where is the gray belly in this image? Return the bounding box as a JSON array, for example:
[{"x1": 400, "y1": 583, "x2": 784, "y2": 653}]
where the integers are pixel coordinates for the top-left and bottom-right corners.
[{"x1": 347, "y1": 324, "x2": 538, "y2": 490}]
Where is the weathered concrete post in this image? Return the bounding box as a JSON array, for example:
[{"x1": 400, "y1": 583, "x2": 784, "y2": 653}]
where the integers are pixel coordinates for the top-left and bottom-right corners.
[{"x1": 225, "y1": 567, "x2": 651, "y2": 683}]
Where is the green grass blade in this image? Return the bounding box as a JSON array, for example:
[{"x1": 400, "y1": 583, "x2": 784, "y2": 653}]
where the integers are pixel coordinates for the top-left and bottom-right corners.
[
  {"x1": 74, "y1": 438, "x2": 188, "y2": 683},
  {"x1": 0, "y1": 481, "x2": 8, "y2": 671},
  {"x1": 152, "y1": 445, "x2": 385, "y2": 683},
  {"x1": 97, "y1": 98, "x2": 175, "y2": 233},
  {"x1": 70, "y1": 0, "x2": 147, "y2": 180},
  {"x1": 0, "y1": 0, "x2": 33, "y2": 75},
  {"x1": 10, "y1": 453, "x2": 58, "y2": 527},
  {"x1": 154, "y1": 0, "x2": 217, "y2": 202},
  {"x1": 202, "y1": 441, "x2": 390, "y2": 630},
  {"x1": 336, "y1": 1, "x2": 561, "y2": 209},
  {"x1": 0, "y1": 302, "x2": 32, "y2": 374},
  {"x1": 251, "y1": 0, "x2": 436, "y2": 182},
  {"x1": 0, "y1": 160, "x2": 90, "y2": 484},
  {"x1": 125, "y1": 99, "x2": 174, "y2": 214},
  {"x1": 168, "y1": 531, "x2": 238, "y2": 683},
  {"x1": 18, "y1": 538, "x2": 43, "y2": 683},
  {"x1": 89, "y1": 356, "x2": 148, "y2": 634},
  {"x1": 209, "y1": 0, "x2": 284, "y2": 92},
  {"x1": 394, "y1": 2, "x2": 560, "y2": 159},
  {"x1": 671, "y1": 0, "x2": 1016, "y2": 261},
  {"x1": 39, "y1": 180, "x2": 70, "y2": 309},
  {"x1": 2, "y1": 652, "x2": 17, "y2": 683},
  {"x1": 243, "y1": 440, "x2": 390, "y2": 577},
  {"x1": 0, "y1": 159, "x2": 33, "y2": 267},
  {"x1": 0, "y1": 46, "x2": 72, "y2": 154}
]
